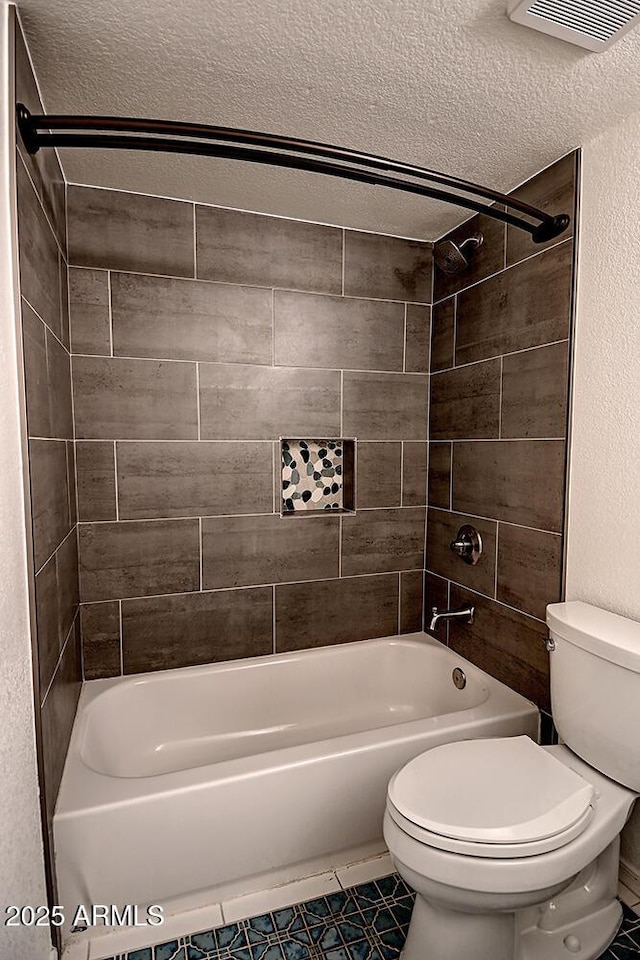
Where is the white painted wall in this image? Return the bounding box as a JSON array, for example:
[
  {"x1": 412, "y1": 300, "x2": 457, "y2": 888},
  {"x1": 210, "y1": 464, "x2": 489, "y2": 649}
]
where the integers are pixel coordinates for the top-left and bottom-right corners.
[
  {"x1": 566, "y1": 109, "x2": 640, "y2": 870},
  {"x1": 0, "y1": 4, "x2": 51, "y2": 958}
]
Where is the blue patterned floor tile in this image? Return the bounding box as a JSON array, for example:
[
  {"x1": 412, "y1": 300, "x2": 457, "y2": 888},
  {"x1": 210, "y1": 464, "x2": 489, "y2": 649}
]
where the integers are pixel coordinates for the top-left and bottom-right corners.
[
  {"x1": 154, "y1": 941, "x2": 184, "y2": 960},
  {"x1": 322, "y1": 949, "x2": 350, "y2": 960},
  {"x1": 350, "y1": 883, "x2": 382, "y2": 909},
  {"x1": 304, "y1": 898, "x2": 332, "y2": 921},
  {"x1": 248, "y1": 914, "x2": 277, "y2": 935},
  {"x1": 325, "y1": 891, "x2": 360, "y2": 919},
  {"x1": 307, "y1": 923, "x2": 343, "y2": 951},
  {"x1": 130, "y1": 951, "x2": 153, "y2": 960},
  {"x1": 280, "y1": 939, "x2": 311, "y2": 960}
]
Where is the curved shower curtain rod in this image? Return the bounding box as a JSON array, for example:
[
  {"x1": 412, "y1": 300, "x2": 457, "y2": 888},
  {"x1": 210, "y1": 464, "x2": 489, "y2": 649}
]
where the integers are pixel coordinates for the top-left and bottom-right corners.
[{"x1": 16, "y1": 104, "x2": 570, "y2": 244}]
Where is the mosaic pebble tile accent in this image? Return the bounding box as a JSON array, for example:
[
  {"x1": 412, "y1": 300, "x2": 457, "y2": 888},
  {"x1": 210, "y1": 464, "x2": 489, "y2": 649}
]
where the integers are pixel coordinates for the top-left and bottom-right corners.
[
  {"x1": 281, "y1": 440, "x2": 344, "y2": 513},
  {"x1": 102, "y1": 874, "x2": 640, "y2": 960}
]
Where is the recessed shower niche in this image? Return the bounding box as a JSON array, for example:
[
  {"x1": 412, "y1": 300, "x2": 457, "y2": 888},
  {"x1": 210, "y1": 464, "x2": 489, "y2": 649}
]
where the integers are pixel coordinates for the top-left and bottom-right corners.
[{"x1": 280, "y1": 438, "x2": 356, "y2": 516}]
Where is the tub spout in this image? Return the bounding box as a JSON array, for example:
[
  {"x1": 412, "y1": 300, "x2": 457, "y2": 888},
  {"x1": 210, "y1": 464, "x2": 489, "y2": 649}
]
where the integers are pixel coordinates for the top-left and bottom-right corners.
[{"x1": 430, "y1": 605, "x2": 475, "y2": 632}]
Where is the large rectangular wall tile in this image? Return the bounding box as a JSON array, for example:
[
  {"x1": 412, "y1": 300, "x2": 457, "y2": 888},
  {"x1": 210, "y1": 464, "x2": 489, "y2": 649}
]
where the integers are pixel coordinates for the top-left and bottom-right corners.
[
  {"x1": 430, "y1": 298, "x2": 455, "y2": 372},
  {"x1": 430, "y1": 359, "x2": 501, "y2": 440},
  {"x1": 400, "y1": 570, "x2": 424, "y2": 633},
  {"x1": 426, "y1": 508, "x2": 496, "y2": 596},
  {"x1": 199, "y1": 363, "x2": 341, "y2": 440},
  {"x1": 30, "y1": 439, "x2": 71, "y2": 569},
  {"x1": 497, "y1": 523, "x2": 562, "y2": 620},
  {"x1": 275, "y1": 574, "x2": 399, "y2": 651},
  {"x1": 75, "y1": 441, "x2": 117, "y2": 521},
  {"x1": 117, "y1": 440, "x2": 273, "y2": 519},
  {"x1": 343, "y1": 231, "x2": 432, "y2": 302},
  {"x1": 402, "y1": 442, "x2": 427, "y2": 506},
  {"x1": 501, "y1": 341, "x2": 569, "y2": 439},
  {"x1": 122, "y1": 587, "x2": 273, "y2": 673},
  {"x1": 35, "y1": 555, "x2": 62, "y2": 696},
  {"x1": 356, "y1": 442, "x2": 401, "y2": 509},
  {"x1": 424, "y1": 572, "x2": 449, "y2": 642},
  {"x1": 15, "y1": 26, "x2": 66, "y2": 252},
  {"x1": 68, "y1": 268, "x2": 111, "y2": 356},
  {"x1": 16, "y1": 156, "x2": 62, "y2": 340},
  {"x1": 196, "y1": 206, "x2": 342, "y2": 293},
  {"x1": 433, "y1": 212, "x2": 505, "y2": 301},
  {"x1": 507, "y1": 153, "x2": 576, "y2": 267},
  {"x1": 55, "y1": 532, "x2": 80, "y2": 662},
  {"x1": 428, "y1": 442, "x2": 451, "y2": 509},
  {"x1": 67, "y1": 185, "x2": 194, "y2": 276},
  {"x1": 448, "y1": 585, "x2": 550, "y2": 710},
  {"x1": 66, "y1": 442, "x2": 77, "y2": 527},
  {"x1": 405, "y1": 304, "x2": 430, "y2": 373},
  {"x1": 78, "y1": 519, "x2": 200, "y2": 602},
  {"x1": 341, "y1": 507, "x2": 425, "y2": 576},
  {"x1": 452, "y1": 440, "x2": 565, "y2": 532},
  {"x1": 455, "y1": 241, "x2": 573, "y2": 365},
  {"x1": 343, "y1": 371, "x2": 428, "y2": 440},
  {"x1": 111, "y1": 273, "x2": 273, "y2": 364},
  {"x1": 202, "y1": 514, "x2": 339, "y2": 588},
  {"x1": 22, "y1": 299, "x2": 50, "y2": 438},
  {"x1": 40, "y1": 620, "x2": 81, "y2": 825},
  {"x1": 73, "y1": 356, "x2": 198, "y2": 439},
  {"x1": 274, "y1": 291, "x2": 404, "y2": 371},
  {"x1": 80, "y1": 602, "x2": 121, "y2": 679},
  {"x1": 45, "y1": 327, "x2": 73, "y2": 440}
]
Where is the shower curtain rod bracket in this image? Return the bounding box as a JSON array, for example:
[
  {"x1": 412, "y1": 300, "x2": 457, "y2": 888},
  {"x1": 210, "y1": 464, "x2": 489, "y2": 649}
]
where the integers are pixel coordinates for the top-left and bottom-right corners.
[{"x1": 15, "y1": 104, "x2": 571, "y2": 244}]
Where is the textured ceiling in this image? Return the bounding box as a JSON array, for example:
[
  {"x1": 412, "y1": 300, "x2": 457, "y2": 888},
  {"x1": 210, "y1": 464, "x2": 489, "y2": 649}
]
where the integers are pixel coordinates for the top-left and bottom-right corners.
[{"x1": 15, "y1": 0, "x2": 640, "y2": 240}]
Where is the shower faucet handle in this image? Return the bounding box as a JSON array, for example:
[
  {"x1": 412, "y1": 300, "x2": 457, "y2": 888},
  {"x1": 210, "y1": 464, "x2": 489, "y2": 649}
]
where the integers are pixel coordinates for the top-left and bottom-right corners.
[{"x1": 449, "y1": 525, "x2": 483, "y2": 566}]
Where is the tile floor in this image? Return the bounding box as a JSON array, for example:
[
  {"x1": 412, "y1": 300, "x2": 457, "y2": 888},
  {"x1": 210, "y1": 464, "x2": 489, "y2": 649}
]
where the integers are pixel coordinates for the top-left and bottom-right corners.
[{"x1": 103, "y1": 873, "x2": 640, "y2": 960}]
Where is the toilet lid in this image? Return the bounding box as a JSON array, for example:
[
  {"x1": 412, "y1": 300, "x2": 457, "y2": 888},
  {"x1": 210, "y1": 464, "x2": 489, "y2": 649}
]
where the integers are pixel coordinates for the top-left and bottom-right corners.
[{"x1": 388, "y1": 736, "x2": 595, "y2": 846}]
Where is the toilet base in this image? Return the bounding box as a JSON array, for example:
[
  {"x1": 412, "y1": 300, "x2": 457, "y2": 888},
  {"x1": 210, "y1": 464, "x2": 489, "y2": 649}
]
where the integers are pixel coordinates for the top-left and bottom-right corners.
[{"x1": 399, "y1": 840, "x2": 622, "y2": 960}]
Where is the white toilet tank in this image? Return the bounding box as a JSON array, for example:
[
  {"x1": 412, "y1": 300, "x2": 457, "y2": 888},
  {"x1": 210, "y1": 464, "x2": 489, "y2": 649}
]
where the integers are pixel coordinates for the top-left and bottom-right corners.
[{"x1": 547, "y1": 601, "x2": 640, "y2": 791}]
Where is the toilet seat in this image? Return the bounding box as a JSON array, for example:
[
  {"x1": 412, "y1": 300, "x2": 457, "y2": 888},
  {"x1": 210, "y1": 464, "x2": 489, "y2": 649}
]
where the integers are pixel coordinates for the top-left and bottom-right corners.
[{"x1": 387, "y1": 736, "x2": 596, "y2": 859}]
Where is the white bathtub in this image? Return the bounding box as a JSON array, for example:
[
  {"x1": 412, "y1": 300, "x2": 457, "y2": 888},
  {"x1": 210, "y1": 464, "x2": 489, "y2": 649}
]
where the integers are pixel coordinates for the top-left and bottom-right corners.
[{"x1": 54, "y1": 632, "x2": 538, "y2": 932}]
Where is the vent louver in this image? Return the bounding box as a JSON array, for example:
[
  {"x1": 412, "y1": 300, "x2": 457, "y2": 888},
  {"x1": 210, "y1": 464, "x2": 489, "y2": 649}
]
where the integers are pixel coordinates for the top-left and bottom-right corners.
[{"x1": 508, "y1": 0, "x2": 640, "y2": 50}]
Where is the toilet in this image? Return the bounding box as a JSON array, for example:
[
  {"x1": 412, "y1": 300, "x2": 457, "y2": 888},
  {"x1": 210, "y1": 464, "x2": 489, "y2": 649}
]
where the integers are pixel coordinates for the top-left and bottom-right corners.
[{"x1": 383, "y1": 601, "x2": 640, "y2": 960}]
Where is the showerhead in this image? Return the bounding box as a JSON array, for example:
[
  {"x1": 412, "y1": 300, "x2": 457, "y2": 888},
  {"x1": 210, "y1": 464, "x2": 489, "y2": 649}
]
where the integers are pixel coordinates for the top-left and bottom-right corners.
[{"x1": 434, "y1": 232, "x2": 484, "y2": 275}]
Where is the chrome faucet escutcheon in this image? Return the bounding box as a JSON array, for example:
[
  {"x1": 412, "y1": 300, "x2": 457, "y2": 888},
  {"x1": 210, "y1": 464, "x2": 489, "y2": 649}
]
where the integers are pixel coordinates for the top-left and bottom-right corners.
[{"x1": 429, "y1": 605, "x2": 475, "y2": 632}]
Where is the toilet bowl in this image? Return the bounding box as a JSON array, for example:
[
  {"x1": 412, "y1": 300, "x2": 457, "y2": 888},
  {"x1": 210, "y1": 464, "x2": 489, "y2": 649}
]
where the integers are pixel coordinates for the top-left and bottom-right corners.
[{"x1": 384, "y1": 601, "x2": 640, "y2": 960}]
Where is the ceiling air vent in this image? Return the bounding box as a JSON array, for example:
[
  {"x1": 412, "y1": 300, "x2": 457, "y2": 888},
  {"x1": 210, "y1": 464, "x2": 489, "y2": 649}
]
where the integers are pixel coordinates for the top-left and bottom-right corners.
[{"x1": 508, "y1": 0, "x2": 640, "y2": 50}]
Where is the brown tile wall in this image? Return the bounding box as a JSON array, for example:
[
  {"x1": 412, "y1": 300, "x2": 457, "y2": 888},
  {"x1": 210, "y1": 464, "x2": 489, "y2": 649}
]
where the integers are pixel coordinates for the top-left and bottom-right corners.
[
  {"x1": 67, "y1": 184, "x2": 433, "y2": 677},
  {"x1": 14, "y1": 16, "x2": 81, "y2": 911},
  {"x1": 426, "y1": 153, "x2": 578, "y2": 713}
]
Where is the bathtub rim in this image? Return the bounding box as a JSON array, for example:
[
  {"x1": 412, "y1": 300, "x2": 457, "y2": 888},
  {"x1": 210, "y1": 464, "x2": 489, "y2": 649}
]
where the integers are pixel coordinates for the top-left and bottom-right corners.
[{"x1": 56, "y1": 631, "x2": 540, "y2": 818}]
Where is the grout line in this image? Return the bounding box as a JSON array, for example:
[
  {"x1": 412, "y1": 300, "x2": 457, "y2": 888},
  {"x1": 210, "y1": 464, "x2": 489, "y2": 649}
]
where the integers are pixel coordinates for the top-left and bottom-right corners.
[
  {"x1": 452, "y1": 294, "x2": 457, "y2": 368},
  {"x1": 68, "y1": 351, "x2": 427, "y2": 377},
  {"x1": 192, "y1": 202, "x2": 197, "y2": 279},
  {"x1": 98, "y1": 569, "x2": 427, "y2": 606},
  {"x1": 431, "y1": 571, "x2": 548, "y2": 625},
  {"x1": 68, "y1": 179, "x2": 438, "y2": 244},
  {"x1": 402, "y1": 303, "x2": 407, "y2": 373},
  {"x1": 430, "y1": 337, "x2": 570, "y2": 377},
  {"x1": 271, "y1": 289, "x2": 276, "y2": 366},
  {"x1": 107, "y1": 270, "x2": 114, "y2": 356},
  {"x1": 272, "y1": 585, "x2": 276, "y2": 654},
  {"x1": 33, "y1": 524, "x2": 77, "y2": 578},
  {"x1": 119, "y1": 600, "x2": 124, "y2": 675},
  {"x1": 65, "y1": 262, "x2": 428, "y2": 306},
  {"x1": 195, "y1": 362, "x2": 201, "y2": 440},
  {"x1": 498, "y1": 356, "x2": 504, "y2": 439},
  {"x1": 113, "y1": 441, "x2": 119, "y2": 520},
  {"x1": 76, "y1": 504, "x2": 425, "y2": 526},
  {"x1": 40, "y1": 609, "x2": 79, "y2": 708},
  {"x1": 430, "y1": 236, "x2": 573, "y2": 306},
  {"x1": 22, "y1": 293, "x2": 68, "y2": 355},
  {"x1": 16, "y1": 149, "x2": 66, "y2": 261},
  {"x1": 427, "y1": 504, "x2": 562, "y2": 537}
]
